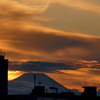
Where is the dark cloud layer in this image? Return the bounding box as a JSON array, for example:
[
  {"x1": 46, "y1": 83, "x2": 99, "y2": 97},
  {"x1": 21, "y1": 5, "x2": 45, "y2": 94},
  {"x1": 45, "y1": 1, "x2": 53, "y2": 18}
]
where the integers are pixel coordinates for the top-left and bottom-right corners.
[
  {"x1": 9, "y1": 61, "x2": 72, "y2": 72},
  {"x1": 5, "y1": 27, "x2": 100, "y2": 62},
  {"x1": 9, "y1": 60, "x2": 100, "y2": 73}
]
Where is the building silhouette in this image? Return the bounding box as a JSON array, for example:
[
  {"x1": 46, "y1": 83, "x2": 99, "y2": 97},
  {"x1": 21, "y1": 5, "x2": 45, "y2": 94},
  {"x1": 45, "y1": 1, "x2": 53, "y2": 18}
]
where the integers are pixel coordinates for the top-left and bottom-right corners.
[
  {"x1": 82, "y1": 86, "x2": 97, "y2": 98},
  {"x1": 0, "y1": 52, "x2": 8, "y2": 95},
  {"x1": 31, "y1": 86, "x2": 45, "y2": 96}
]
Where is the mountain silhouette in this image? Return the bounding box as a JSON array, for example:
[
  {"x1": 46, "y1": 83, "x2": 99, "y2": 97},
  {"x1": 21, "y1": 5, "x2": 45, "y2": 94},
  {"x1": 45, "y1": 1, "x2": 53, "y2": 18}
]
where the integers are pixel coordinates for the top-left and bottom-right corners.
[{"x1": 8, "y1": 73, "x2": 68, "y2": 94}]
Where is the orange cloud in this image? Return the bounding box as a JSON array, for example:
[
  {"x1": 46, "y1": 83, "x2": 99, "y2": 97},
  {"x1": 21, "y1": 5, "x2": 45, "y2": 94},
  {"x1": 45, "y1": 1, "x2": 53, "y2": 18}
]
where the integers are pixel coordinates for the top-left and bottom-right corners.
[
  {"x1": 14, "y1": 0, "x2": 51, "y2": 13},
  {"x1": 56, "y1": 0, "x2": 100, "y2": 14},
  {"x1": 15, "y1": 0, "x2": 100, "y2": 14},
  {"x1": 0, "y1": 18, "x2": 100, "y2": 62},
  {"x1": 0, "y1": 0, "x2": 100, "y2": 63}
]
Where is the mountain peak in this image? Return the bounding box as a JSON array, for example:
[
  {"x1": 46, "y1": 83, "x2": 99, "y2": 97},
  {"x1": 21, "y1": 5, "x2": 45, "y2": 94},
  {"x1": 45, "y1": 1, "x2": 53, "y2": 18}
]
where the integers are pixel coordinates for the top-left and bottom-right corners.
[{"x1": 8, "y1": 73, "x2": 68, "y2": 94}]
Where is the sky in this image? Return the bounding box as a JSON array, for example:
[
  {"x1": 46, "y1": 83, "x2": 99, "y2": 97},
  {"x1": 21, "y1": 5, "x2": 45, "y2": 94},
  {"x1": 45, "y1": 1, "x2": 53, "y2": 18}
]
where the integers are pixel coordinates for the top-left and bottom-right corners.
[{"x1": 0, "y1": 0, "x2": 100, "y2": 94}]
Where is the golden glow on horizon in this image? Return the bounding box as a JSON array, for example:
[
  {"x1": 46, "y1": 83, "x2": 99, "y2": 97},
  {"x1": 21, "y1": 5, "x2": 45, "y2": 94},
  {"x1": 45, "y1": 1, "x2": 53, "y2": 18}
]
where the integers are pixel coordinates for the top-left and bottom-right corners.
[
  {"x1": 8, "y1": 70, "x2": 27, "y2": 81},
  {"x1": 8, "y1": 67, "x2": 100, "y2": 92}
]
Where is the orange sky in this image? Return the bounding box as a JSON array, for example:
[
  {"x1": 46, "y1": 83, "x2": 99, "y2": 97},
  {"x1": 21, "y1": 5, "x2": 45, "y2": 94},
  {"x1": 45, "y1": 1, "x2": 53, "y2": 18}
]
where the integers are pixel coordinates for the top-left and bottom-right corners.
[
  {"x1": 46, "y1": 68, "x2": 100, "y2": 92},
  {"x1": 1, "y1": 0, "x2": 100, "y2": 94},
  {"x1": 0, "y1": 0, "x2": 99, "y2": 62}
]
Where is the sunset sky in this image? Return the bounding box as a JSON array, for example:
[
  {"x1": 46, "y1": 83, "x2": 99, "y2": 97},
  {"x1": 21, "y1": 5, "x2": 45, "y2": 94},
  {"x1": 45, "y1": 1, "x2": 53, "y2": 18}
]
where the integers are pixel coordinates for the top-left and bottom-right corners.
[{"x1": 0, "y1": 0, "x2": 100, "y2": 93}]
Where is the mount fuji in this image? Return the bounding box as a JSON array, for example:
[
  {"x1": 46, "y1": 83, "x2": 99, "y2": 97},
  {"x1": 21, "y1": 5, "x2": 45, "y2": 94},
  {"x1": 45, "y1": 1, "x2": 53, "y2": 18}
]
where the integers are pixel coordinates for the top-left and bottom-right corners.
[{"x1": 8, "y1": 73, "x2": 69, "y2": 95}]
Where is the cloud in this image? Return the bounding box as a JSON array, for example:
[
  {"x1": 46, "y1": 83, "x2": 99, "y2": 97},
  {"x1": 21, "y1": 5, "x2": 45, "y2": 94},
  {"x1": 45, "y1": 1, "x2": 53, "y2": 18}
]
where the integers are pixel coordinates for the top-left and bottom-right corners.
[
  {"x1": 11, "y1": 0, "x2": 51, "y2": 14},
  {"x1": 0, "y1": 0, "x2": 50, "y2": 22},
  {"x1": 0, "y1": 0, "x2": 99, "y2": 63},
  {"x1": 14, "y1": 0, "x2": 100, "y2": 14},
  {"x1": 4, "y1": 28, "x2": 100, "y2": 62},
  {"x1": 46, "y1": 67, "x2": 100, "y2": 92},
  {"x1": 9, "y1": 61, "x2": 72, "y2": 73},
  {"x1": 39, "y1": 3, "x2": 100, "y2": 36},
  {"x1": 1, "y1": 19, "x2": 100, "y2": 62},
  {"x1": 8, "y1": 60, "x2": 100, "y2": 76},
  {"x1": 55, "y1": 0, "x2": 100, "y2": 14}
]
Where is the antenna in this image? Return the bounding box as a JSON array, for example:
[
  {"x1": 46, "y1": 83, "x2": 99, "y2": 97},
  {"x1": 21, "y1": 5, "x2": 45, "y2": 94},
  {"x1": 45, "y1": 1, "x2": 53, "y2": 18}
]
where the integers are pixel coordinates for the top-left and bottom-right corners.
[
  {"x1": 34, "y1": 74, "x2": 36, "y2": 88},
  {"x1": 0, "y1": 51, "x2": 5, "y2": 59},
  {"x1": 51, "y1": 80, "x2": 54, "y2": 93},
  {"x1": 0, "y1": 51, "x2": 5, "y2": 56},
  {"x1": 38, "y1": 73, "x2": 39, "y2": 85}
]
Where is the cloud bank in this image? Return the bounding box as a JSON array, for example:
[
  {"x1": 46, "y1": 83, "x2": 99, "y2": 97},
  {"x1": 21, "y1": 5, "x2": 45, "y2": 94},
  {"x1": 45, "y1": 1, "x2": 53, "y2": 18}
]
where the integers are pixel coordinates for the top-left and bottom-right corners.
[{"x1": 0, "y1": 0, "x2": 100, "y2": 63}]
